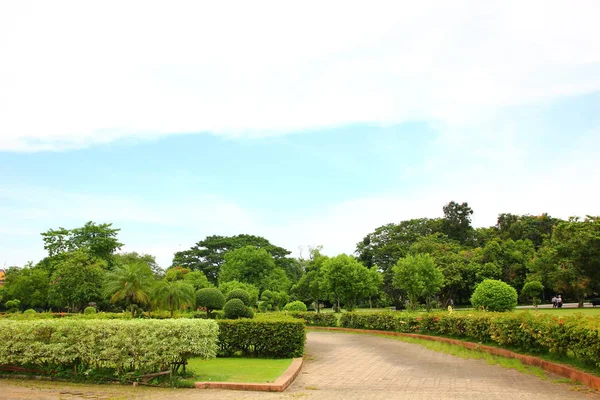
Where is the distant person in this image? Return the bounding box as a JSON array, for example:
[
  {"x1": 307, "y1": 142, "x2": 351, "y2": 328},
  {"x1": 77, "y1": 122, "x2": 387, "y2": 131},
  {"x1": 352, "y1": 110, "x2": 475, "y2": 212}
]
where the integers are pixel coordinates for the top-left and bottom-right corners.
[
  {"x1": 449, "y1": 299, "x2": 454, "y2": 307},
  {"x1": 552, "y1": 295, "x2": 557, "y2": 308},
  {"x1": 558, "y1": 295, "x2": 563, "y2": 308}
]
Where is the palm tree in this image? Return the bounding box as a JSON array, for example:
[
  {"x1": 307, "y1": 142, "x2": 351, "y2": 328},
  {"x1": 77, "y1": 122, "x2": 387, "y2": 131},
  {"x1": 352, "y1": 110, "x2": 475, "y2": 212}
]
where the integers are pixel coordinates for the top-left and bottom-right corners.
[
  {"x1": 104, "y1": 263, "x2": 155, "y2": 317},
  {"x1": 152, "y1": 280, "x2": 195, "y2": 318}
]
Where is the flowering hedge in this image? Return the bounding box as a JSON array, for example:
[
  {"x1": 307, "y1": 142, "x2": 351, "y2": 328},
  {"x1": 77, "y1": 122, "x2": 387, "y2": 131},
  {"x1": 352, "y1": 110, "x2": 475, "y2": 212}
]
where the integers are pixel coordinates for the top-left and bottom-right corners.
[
  {"x1": 340, "y1": 311, "x2": 600, "y2": 368},
  {"x1": 0, "y1": 319, "x2": 218, "y2": 374}
]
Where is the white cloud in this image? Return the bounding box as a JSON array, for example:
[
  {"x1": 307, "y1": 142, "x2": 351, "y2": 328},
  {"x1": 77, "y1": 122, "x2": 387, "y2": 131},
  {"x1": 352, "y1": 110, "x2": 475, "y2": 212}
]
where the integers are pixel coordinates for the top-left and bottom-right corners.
[{"x1": 1, "y1": 0, "x2": 599, "y2": 151}]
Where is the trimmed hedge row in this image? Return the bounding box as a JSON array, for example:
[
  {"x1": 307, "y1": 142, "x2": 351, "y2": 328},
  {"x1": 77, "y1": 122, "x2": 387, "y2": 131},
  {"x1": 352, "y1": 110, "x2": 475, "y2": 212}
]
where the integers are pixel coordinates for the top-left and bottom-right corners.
[
  {"x1": 218, "y1": 318, "x2": 305, "y2": 358},
  {"x1": 340, "y1": 311, "x2": 600, "y2": 368},
  {"x1": 0, "y1": 319, "x2": 218, "y2": 374},
  {"x1": 287, "y1": 311, "x2": 338, "y2": 327}
]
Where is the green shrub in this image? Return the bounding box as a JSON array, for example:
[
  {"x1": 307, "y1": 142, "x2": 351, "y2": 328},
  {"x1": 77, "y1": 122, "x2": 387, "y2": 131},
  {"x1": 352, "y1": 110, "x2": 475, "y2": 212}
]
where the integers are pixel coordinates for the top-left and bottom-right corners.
[
  {"x1": 226, "y1": 289, "x2": 251, "y2": 306},
  {"x1": 83, "y1": 306, "x2": 97, "y2": 315},
  {"x1": 521, "y1": 281, "x2": 544, "y2": 307},
  {"x1": 196, "y1": 288, "x2": 226, "y2": 317},
  {"x1": 23, "y1": 309, "x2": 36, "y2": 315},
  {"x1": 0, "y1": 319, "x2": 219, "y2": 374},
  {"x1": 219, "y1": 281, "x2": 259, "y2": 306},
  {"x1": 288, "y1": 311, "x2": 337, "y2": 327},
  {"x1": 283, "y1": 301, "x2": 307, "y2": 312},
  {"x1": 223, "y1": 299, "x2": 251, "y2": 319},
  {"x1": 471, "y1": 279, "x2": 517, "y2": 312},
  {"x1": 257, "y1": 301, "x2": 269, "y2": 313},
  {"x1": 4, "y1": 300, "x2": 20, "y2": 313},
  {"x1": 217, "y1": 318, "x2": 305, "y2": 358}
]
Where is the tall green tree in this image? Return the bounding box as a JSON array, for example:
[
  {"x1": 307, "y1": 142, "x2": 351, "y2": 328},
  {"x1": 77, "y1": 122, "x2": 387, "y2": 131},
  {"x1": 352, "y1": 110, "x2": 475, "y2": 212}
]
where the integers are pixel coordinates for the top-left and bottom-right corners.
[
  {"x1": 530, "y1": 216, "x2": 600, "y2": 307},
  {"x1": 355, "y1": 218, "x2": 442, "y2": 308},
  {"x1": 393, "y1": 253, "x2": 444, "y2": 310},
  {"x1": 219, "y1": 246, "x2": 290, "y2": 292},
  {"x1": 291, "y1": 247, "x2": 329, "y2": 312},
  {"x1": 113, "y1": 252, "x2": 163, "y2": 278},
  {"x1": 496, "y1": 213, "x2": 562, "y2": 249},
  {"x1": 104, "y1": 262, "x2": 155, "y2": 317},
  {"x1": 41, "y1": 222, "x2": 122, "y2": 267},
  {"x1": 322, "y1": 254, "x2": 372, "y2": 311},
  {"x1": 152, "y1": 280, "x2": 195, "y2": 317},
  {"x1": 3, "y1": 264, "x2": 50, "y2": 310},
  {"x1": 442, "y1": 201, "x2": 474, "y2": 246},
  {"x1": 47, "y1": 250, "x2": 106, "y2": 312},
  {"x1": 409, "y1": 234, "x2": 469, "y2": 307},
  {"x1": 171, "y1": 234, "x2": 294, "y2": 284}
]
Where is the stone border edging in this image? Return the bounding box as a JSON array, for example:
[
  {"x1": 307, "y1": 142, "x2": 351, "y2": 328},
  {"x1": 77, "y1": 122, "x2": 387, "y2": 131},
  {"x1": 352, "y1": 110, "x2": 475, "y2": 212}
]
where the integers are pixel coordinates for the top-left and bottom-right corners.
[
  {"x1": 194, "y1": 357, "x2": 303, "y2": 392},
  {"x1": 309, "y1": 326, "x2": 600, "y2": 391}
]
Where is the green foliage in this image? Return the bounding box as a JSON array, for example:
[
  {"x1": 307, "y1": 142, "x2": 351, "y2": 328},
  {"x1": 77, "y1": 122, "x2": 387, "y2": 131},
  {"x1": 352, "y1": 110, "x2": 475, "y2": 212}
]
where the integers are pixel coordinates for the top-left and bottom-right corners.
[
  {"x1": 84, "y1": 306, "x2": 97, "y2": 314},
  {"x1": 4, "y1": 299, "x2": 21, "y2": 313},
  {"x1": 196, "y1": 288, "x2": 226, "y2": 317},
  {"x1": 218, "y1": 280, "x2": 259, "y2": 307},
  {"x1": 442, "y1": 201, "x2": 474, "y2": 245},
  {"x1": 104, "y1": 262, "x2": 155, "y2": 317},
  {"x1": 47, "y1": 249, "x2": 106, "y2": 312},
  {"x1": 471, "y1": 279, "x2": 518, "y2": 312},
  {"x1": 217, "y1": 318, "x2": 305, "y2": 358},
  {"x1": 172, "y1": 234, "x2": 294, "y2": 285},
  {"x1": 223, "y1": 298, "x2": 252, "y2": 319},
  {"x1": 393, "y1": 253, "x2": 444, "y2": 310},
  {"x1": 152, "y1": 280, "x2": 195, "y2": 318},
  {"x1": 521, "y1": 281, "x2": 544, "y2": 307},
  {"x1": 0, "y1": 319, "x2": 218, "y2": 374},
  {"x1": 3, "y1": 266, "x2": 50, "y2": 310},
  {"x1": 23, "y1": 309, "x2": 36, "y2": 315},
  {"x1": 286, "y1": 311, "x2": 337, "y2": 327},
  {"x1": 220, "y1": 246, "x2": 290, "y2": 292},
  {"x1": 41, "y1": 221, "x2": 123, "y2": 264},
  {"x1": 322, "y1": 254, "x2": 374, "y2": 311},
  {"x1": 283, "y1": 301, "x2": 307, "y2": 312},
  {"x1": 226, "y1": 289, "x2": 251, "y2": 306}
]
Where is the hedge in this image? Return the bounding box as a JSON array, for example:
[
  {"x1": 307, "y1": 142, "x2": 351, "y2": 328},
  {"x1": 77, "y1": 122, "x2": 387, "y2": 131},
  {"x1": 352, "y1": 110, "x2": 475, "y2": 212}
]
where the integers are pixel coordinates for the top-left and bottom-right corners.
[
  {"x1": 0, "y1": 319, "x2": 219, "y2": 374},
  {"x1": 339, "y1": 311, "x2": 600, "y2": 368},
  {"x1": 217, "y1": 318, "x2": 305, "y2": 358},
  {"x1": 287, "y1": 311, "x2": 338, "y2": 327}
]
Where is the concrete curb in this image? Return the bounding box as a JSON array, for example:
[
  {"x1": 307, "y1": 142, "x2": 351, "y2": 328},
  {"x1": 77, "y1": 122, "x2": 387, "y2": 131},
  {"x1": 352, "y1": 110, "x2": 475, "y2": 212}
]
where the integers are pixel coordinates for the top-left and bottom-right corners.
[
  {"x1": 309, "y1": 327, "x2": 600, "y2": 391},
  {"x1": 194, "y1": 357, "x2": 303, "y2": 392}
]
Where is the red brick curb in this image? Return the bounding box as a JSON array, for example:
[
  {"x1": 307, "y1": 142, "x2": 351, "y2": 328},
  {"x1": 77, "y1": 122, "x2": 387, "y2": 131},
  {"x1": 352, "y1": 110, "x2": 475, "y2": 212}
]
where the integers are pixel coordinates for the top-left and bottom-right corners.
[
  {"x1": 194, "y1": 357, "x2": 303, "y2": 392},
  {"x1": 309, "y1": 326, "x2": 600, "y2": 391}
]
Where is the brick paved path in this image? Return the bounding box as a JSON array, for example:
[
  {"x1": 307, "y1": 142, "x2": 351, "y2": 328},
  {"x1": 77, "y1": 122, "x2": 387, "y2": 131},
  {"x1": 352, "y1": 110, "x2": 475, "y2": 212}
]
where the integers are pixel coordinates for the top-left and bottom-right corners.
[{"x1": 0, "y1": 331, "x2": 598, "y2": 399}]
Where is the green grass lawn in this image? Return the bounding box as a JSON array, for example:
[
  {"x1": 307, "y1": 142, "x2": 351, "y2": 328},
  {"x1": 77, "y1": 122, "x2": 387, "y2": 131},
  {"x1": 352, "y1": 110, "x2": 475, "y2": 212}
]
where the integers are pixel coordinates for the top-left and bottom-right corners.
[
  {"x1": 517, "y1": 308, "x2": 600, "y2": 316},
  {"x1": 184, "y1": 357, "x2": 293, "y2": 383}
]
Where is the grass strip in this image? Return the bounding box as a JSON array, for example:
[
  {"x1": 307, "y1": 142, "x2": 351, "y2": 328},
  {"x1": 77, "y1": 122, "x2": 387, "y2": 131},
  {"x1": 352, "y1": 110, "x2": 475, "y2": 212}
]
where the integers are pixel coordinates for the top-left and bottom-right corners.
[{"x1": 183, "y1": 357, "x2": 293, "y2": 384}]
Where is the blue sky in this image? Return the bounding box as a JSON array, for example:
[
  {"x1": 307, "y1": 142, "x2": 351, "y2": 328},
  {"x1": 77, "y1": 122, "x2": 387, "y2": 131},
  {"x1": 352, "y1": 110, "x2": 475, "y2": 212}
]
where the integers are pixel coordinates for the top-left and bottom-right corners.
[{"x1": 1, "y1": 1, "x2": 599, "y2": 268}]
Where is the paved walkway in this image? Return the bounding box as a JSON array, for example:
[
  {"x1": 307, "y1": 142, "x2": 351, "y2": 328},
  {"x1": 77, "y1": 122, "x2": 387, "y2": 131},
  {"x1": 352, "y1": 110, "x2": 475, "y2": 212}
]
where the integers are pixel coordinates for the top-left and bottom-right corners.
[{"x1": 0, "y1": 331, "x2": 598, "y2": 399}]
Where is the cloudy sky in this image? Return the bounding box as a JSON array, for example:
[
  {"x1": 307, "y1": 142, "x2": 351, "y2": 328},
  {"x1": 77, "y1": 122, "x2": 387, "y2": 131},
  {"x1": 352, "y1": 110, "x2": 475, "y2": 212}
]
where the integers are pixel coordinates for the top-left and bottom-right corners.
[{"x1": 1, "y1": 0, "x2": 599, "y2": 268}]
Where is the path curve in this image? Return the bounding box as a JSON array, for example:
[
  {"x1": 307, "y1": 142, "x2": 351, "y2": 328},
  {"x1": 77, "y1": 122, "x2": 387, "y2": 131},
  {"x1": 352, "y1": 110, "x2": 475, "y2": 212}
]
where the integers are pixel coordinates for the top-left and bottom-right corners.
[{"x1": 0, "y1": 331, "x2": 598, "y2": 399}]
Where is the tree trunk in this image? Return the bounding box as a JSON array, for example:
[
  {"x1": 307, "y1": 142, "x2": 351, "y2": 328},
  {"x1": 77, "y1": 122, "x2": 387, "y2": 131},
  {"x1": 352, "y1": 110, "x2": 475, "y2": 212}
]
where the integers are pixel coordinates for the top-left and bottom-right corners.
[{"x1": 578, "y1": 295, "x2": 585, "y2": 308}]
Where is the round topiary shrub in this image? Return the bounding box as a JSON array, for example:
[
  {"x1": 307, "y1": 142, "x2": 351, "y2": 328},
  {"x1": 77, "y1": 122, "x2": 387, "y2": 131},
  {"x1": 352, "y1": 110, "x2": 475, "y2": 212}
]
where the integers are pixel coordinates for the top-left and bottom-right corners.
[
  {"x1": 283, "y1": 301, "x2": 307, "y2": 312},
  {"x1": 226, "y1": 289, "x2": 251, "y2": 306},
  {"x1": 84, "y1": 306, "x2": 97, "y2": 314},
  {"x1": 23, "y1": 309, "x2": 36, "y2": 315},
  {"x1": 471, "y1": 279, "x2": 518, "y2": 312},
  {"x1": 223, "y1": 298, "x2": 251, "y2": 319},
  {"x1": 196, "y1": 288, "x2": 226, "y2": 317}
]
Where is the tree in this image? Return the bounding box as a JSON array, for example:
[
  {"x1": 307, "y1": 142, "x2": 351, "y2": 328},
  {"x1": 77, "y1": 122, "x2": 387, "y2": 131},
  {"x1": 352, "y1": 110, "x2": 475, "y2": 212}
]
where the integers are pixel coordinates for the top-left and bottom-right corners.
[
  {"x1": 47, "y1": 250, "x2": 106, "y2": 312},
  {"x1": 113, "y1": 252, "x2": 163, "y2": 278},
  {"x1": 104, "y1": 262, "x2": 155, "y2": 317},
  {"x1": 291, "y1": 247, "x2": 329, "y2": 312},
  {"x1": 442, "y1": 201, "x2": 474, "y2": 245},
  {"x1": 3, "y1": 265, "x2": 50, "y2": 310},
  {"x1": 152, "y1": 280, "x2": 195, "y2": 317},
  {"x1": 219, "y1": 246, "x2": 290, "y2": 292},
  {"x1": 218, "y1": 280, "x2": 259, "y2": 307},
  {"x1": 41, "y1": 222, "x2": 123, "y2": 266},
  {"x1": 171, "y1": 234, "x2": 294, "y2": 284},
  {"x1": 392, "y1": 254, "x2": 444, "y2": 311},
  {"x1": 521, "y1": 281, "x2": 544, "y2": 308},
  {"x1": 496, "y1": 213, "x2": 562, "y2": 249},
  {"x1": 322, "y1": 254, "x2": 371, "y2": 311},
  {"x1": 195, "y1": 288, "x2": 226, "y2": 318},
  {"x1": 530, "y1": 217, "x2": 600, "y2": 307},
  {"x1": 409, "y1": 234, "x2": 469, "y2": 307},
  {"x1": 355, "y1": 218, "x2": 443, "y2": 308}
]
